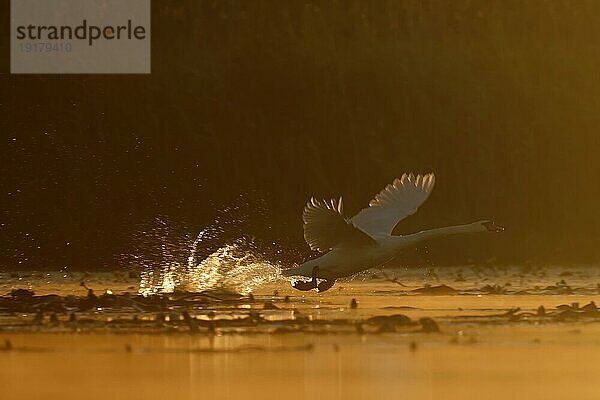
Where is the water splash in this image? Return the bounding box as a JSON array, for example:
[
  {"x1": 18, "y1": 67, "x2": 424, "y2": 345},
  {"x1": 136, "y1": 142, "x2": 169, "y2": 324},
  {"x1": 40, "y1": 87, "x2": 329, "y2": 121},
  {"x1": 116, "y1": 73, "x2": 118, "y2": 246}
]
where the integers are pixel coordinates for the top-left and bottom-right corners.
[
  {"x1": 186, "y1": 242, "x2": 283, "y2": 294},
  {"x1": 136, "y1": 226, "x2": 285, "y2": 296}
]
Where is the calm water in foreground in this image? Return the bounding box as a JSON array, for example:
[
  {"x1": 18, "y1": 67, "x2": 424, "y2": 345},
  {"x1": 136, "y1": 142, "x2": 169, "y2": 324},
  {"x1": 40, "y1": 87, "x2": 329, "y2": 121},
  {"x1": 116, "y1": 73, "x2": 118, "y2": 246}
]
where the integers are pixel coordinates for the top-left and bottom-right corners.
[{"x1": 1, "y1": 266, "x2": 600, "y2": 400}]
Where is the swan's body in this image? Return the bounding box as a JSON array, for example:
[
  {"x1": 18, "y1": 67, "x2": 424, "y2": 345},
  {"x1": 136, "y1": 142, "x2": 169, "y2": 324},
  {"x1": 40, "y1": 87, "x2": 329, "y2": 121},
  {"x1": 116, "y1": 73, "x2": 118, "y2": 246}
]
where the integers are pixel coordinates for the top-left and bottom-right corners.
[{"x1": 283, "y1": 173, "x2": 503, "y2": 289}]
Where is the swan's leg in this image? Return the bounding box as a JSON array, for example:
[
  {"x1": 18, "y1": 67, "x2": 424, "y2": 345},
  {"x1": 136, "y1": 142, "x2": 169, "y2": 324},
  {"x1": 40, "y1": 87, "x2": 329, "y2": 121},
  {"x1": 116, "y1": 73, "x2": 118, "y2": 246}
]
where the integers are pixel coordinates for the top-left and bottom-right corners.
[
  {"x1": 317, "y1": 279, "x2": 336, "y2": 292},
  {"x1": 292, "y1": 266, "x2": 319, "y2": 291}
]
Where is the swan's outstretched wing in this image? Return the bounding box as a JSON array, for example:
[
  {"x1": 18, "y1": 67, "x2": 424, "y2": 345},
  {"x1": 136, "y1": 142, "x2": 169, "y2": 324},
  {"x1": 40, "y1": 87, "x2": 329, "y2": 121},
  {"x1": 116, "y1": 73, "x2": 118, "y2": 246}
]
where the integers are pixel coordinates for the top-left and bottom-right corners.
[
  {"x1": 351, "y1": 173, "x2": 435, "y2": 236},
  {"x1": 303, "y1": 197, "x2": 376, "y2": 252}
]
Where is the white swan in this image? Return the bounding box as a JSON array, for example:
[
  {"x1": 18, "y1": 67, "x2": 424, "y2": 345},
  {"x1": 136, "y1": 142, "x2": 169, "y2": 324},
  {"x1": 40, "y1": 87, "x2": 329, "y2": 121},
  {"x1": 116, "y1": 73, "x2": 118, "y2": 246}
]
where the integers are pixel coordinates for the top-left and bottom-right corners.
[{"x1": 282, "y1": 173, "x2": 503, "y2": 292}]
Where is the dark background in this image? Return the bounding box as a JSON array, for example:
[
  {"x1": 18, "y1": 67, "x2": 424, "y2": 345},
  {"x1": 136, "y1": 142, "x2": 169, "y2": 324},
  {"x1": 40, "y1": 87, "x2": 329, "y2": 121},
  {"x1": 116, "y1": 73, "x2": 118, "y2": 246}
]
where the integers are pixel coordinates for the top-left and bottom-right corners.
[{"x1": 2, "y1": 0, "x2": 600, "y2": 271}]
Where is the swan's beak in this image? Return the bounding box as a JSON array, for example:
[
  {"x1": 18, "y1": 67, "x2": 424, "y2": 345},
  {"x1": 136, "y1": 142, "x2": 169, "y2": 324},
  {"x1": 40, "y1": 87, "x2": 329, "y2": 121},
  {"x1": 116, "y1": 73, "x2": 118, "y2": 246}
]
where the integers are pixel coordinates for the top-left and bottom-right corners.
[{"x1": 483, "y1": 221, "x2": 504, "y2": 232}]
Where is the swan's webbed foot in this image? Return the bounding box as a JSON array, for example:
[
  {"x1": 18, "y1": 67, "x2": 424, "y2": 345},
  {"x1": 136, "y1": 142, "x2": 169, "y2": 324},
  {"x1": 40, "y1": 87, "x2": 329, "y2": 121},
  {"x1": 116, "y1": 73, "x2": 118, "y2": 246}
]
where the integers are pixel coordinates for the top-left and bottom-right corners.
[
  {"x1": 292, "y1": 266, "x2": 333, "y2": 292},
  {"x1": 293, "y1": 280, "x2": 318, "y2": 291},
  {"x1": 317, "y1": 279, "x2": 336, "y2": 292}
]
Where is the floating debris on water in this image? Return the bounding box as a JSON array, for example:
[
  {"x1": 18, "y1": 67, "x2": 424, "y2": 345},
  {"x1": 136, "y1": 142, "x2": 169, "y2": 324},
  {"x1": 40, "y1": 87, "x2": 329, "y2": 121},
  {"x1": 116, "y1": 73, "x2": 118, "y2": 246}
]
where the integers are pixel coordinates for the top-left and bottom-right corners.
[
  {"x1": 411, "y1": 284, "x2": 458, "y2": 295},
  {"x1": 419, "y1": 317, "x2": 440, "y2": 333}
]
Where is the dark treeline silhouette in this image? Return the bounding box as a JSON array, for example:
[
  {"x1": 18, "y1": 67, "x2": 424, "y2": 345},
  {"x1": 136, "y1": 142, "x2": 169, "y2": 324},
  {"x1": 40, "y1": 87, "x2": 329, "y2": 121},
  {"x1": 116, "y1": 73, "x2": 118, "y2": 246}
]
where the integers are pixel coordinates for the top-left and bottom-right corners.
[{"x1": 2, "y1": 0, "x2": 600, "y2": 269}]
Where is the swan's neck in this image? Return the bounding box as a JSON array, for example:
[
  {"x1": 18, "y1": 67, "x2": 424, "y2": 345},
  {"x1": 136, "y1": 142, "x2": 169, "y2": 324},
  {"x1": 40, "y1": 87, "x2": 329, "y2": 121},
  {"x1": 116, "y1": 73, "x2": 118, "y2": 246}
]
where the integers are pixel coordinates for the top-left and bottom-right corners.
[{"x1": 406, "y1": 221, "x2": 487, "y2": 243}]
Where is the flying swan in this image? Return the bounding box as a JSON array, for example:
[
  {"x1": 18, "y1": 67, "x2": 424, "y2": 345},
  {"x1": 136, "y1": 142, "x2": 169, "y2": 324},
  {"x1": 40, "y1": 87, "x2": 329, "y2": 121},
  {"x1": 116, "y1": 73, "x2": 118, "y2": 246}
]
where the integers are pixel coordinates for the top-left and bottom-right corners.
[{"x1": 282, "y1": 173, "x2": 503, "y2": 292}]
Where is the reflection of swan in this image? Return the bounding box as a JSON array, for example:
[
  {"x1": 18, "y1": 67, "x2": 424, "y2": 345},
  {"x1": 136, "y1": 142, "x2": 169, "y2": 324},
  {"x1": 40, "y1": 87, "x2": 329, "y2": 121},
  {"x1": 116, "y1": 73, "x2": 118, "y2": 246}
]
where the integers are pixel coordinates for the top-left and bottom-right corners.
[{"x1": 283, "y1": 173, "x2": 503, "y2": 292}]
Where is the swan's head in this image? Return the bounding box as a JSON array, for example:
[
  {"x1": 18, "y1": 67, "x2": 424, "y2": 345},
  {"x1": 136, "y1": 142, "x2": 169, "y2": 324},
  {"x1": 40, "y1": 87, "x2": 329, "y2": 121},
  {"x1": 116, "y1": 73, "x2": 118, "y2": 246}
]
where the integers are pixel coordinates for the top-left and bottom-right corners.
[{"x1": 480, "y1": 220, "x2": 504, "y2": 233}]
